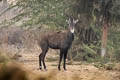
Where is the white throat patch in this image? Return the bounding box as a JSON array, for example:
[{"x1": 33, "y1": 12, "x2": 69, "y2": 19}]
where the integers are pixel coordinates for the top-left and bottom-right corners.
[{"x1": 70, "y1": 28, "x2": 74, "y2": 33}]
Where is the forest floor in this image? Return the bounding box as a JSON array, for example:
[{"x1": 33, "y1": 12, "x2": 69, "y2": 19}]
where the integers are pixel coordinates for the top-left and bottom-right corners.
[
  {"x1": 0, "y1": 45, "x2": 120, "y2": 80},
  {"x1": 16, "y1": 52, "x2": 120, "y2": 80}
]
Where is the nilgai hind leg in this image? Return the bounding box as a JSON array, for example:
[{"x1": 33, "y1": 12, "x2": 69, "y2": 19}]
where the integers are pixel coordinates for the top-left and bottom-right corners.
[{"x1": 39, "y1": 44, "x2": 49, "y2": 70}]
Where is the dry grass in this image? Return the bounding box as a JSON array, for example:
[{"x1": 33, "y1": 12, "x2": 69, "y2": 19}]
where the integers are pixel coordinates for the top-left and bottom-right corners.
[
  {"x1": 0, "y1": 50, "x2": 10, "y2": 63},
  {"x1": 35, "y1": 71, "x2": 57, "y2": 80},
  {"x1": 0, "y1": 62, "x2": 120, "y2": 80},
  {"x1": 0, "y1": 46, "x2": 120, "y2": 80},
  {"x1": 0, "y1": 63, "x2": 28, "y2": 80}
]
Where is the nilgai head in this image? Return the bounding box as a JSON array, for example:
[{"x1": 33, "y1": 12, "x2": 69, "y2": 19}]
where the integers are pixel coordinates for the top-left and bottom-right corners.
[{"x1": 67, "y1": 17, "x2": 78, "y2": 33}]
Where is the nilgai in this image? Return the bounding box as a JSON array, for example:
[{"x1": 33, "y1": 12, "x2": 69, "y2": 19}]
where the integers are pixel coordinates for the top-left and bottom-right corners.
[{"x1": 38, "y1": 17, "x2": 78, "y2": 70}]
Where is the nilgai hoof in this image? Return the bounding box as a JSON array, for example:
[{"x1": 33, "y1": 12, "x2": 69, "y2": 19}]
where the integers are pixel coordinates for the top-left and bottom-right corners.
[{"x1": 44, "y1": 69, "x2": 48, "y2": 71}]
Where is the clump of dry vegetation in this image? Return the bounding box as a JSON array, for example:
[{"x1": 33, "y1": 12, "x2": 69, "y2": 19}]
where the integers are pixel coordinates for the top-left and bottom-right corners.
[
  {"x1": 0, "y1": 49, "x2": 23, "y2": 63},
  {"x1": 113, "y1": 63, "x2": 120, "y2": 72},
  {"x1": 0, "y1": 63, "x2": 28, "y2": 80},
  {"x1": 94, "y1": 62, "x2": 120, "y2": 72},
  {"x1": 0, "y1": 62, "x2": 120, "y2": 80},
  {"x1": 0, "y1": 63, "x2": 57, "y2": 80},
  {"x1": 0, "y1": 51, "x2": 10, "y2": 63},
  {"x1": 35, "y1": 71, "x2": 57, "y2": 80}
]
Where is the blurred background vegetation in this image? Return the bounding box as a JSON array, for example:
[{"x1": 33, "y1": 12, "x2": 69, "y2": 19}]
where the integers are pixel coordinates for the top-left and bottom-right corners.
[{"x1": 0, "y1": 0, "x2": 120, "y2": 63}]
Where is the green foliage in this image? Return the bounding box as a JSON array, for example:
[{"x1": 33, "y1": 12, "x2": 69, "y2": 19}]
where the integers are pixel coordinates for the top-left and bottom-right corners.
[
  {"x1": 83, "y1": 44, "x2": 97, "y2": 55},
  {"x1": 8, "y1": 0, "x2": 69, "y2": 28},
  {"x1": 111, "y1": 0, "x2": 120, "y2": 22},
  {"x1": 106, "y1": 25, "x2": 120, "y2": 62}
]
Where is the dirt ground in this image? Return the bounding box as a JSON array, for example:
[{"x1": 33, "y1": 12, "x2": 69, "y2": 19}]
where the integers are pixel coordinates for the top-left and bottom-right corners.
[
  {"x1": 16, "y1": 52, "x2": 120, "y2": 80},
  {"x1": 0, "y1": 45, "x2": 120, "y2": 80}
]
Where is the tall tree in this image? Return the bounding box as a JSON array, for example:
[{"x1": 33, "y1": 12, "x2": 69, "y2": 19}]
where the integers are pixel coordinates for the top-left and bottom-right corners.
[{"x1": 100, "y1": 0, "x2": 112, "y2": 57}]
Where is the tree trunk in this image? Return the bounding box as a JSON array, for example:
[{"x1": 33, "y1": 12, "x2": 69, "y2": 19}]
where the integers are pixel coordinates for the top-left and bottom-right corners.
[{"x1": 101, "y1": 21, "x2": 108, "y2": 57}]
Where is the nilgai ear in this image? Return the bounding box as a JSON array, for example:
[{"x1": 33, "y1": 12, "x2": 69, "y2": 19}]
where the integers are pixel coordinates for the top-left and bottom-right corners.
[
  {"x1": 66, "y1": 18, "x2": 71, "y2": 24},
  {"x1": 74, "y1": 19, "x2": 78, "y2": 24}
]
